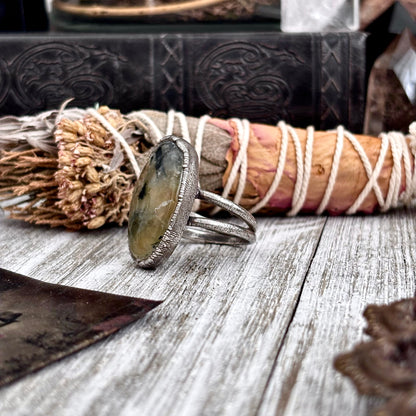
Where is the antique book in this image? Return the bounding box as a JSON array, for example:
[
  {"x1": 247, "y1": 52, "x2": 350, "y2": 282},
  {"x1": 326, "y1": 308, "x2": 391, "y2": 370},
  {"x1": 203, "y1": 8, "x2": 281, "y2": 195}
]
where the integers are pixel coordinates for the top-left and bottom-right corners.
[{"x1": 0, "y1": 31, "x2": 367, "y2": 131}]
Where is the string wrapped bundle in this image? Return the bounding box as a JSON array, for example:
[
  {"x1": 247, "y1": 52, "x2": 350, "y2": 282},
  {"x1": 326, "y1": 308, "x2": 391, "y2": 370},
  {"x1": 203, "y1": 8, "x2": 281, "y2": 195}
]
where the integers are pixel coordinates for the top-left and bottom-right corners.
[{"x1": 0, "y1": 105, "x2": 415, "y2": 230}]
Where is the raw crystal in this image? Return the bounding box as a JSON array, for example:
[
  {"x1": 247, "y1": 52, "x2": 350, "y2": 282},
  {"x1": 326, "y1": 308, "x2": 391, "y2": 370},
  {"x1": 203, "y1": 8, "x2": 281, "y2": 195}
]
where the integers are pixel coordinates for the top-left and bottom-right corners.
[
  {"x1": 390, "y1": 2, "x2": 416, "y2": 34},
  {"x1": 364, "y1": 29, "x2": 416, "y2": 135},
  {"x1": 128, "y1": 140, "x2": 184, "y2": 262},
  {"x1": 360, "y1": 0, "x2": 395, "y2": 29},
  {"x1": 392, "y1": 30, "x2": 416, "y2": 104},
  {"x1": 401, "y1": 0, "x2": 416, "y2": 19},
  {"x1": 281, "y1": 0, "x2": 359, "y2": 32}
]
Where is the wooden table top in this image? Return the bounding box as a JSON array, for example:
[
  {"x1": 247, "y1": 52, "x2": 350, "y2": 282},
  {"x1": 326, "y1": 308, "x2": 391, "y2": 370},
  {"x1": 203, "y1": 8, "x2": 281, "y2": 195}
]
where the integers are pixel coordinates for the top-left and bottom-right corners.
[{"x1": 1, "y1": 207, "x2": 415, "y2": 416}]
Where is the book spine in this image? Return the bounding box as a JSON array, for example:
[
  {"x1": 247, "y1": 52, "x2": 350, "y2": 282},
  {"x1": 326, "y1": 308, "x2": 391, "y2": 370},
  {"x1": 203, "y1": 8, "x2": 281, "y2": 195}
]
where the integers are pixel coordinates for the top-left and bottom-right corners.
[{"x1": 0, "y1": 32, "x2": 367, "y2": 131}]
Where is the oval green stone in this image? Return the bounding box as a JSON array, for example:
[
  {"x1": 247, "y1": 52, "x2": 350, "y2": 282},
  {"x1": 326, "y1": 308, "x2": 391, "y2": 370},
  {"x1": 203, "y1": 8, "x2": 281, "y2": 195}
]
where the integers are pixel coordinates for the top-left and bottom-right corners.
[{"x1": 128, "y1": 140, "x2": 184, "y2": 262}]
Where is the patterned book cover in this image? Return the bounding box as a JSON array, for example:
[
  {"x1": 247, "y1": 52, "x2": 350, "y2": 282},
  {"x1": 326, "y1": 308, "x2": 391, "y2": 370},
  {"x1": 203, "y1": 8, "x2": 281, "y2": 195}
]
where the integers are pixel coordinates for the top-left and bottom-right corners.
[{"x1": 0, "y1": 31, "x2": 367, "y2": 131}]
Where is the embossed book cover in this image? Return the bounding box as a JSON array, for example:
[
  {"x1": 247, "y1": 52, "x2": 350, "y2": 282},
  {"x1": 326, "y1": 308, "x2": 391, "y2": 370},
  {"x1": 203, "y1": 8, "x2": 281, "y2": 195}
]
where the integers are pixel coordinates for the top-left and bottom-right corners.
[{"x1": 0, "y1": 31, "x2": 366, "y2": 131}]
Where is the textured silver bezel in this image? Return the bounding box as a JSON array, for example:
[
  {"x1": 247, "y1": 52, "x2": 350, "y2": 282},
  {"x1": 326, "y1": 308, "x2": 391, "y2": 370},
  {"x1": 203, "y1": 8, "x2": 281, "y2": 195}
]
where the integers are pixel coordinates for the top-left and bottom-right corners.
[{"x1": 135, "y1": 135, "x2": 199, "y2": 269}]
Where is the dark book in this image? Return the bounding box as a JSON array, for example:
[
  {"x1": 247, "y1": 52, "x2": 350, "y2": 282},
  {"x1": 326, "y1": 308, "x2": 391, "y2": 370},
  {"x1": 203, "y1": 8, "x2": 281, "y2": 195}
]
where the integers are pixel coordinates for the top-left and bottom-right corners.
[{"x1": 0, "y1": 31, "x2": 367, "y2": 131}]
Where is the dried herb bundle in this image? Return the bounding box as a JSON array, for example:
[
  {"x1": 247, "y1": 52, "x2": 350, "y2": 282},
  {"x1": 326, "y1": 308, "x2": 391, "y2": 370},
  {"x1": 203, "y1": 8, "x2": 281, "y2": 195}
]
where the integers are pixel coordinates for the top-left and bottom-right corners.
[
  {"x1": 0, "y1": 107, "x2": 230, "y2": 229},
  {"x1": 0, "y1": 106, "x2": 415, "y2": 230}
]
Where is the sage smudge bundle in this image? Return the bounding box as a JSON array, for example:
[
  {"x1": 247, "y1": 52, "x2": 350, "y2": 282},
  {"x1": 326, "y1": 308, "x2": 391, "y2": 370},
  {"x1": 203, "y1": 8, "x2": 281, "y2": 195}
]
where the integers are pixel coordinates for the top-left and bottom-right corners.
[{"x1": 1, "y1": 105, "x2": 416, "y2": 230}]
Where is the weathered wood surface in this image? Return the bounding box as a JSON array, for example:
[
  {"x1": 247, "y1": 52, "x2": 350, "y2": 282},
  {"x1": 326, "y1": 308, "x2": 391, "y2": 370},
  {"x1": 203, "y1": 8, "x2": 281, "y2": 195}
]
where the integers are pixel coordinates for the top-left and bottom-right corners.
[{"x1": 0, "y1": 207, "x2": 415, "y2": 416}]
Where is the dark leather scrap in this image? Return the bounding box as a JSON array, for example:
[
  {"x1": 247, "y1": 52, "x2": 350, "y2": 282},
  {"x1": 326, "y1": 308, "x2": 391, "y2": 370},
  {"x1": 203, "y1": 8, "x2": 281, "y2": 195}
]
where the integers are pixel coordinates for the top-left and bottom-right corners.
[{"x1": 0, "y1": 268, "x2": 161, "y2": 387}]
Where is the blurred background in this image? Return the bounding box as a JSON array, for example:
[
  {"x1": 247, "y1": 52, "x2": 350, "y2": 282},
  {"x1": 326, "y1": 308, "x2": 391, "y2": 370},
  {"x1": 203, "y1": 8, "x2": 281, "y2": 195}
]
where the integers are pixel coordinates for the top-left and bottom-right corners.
[{"x1": 0, "y1": 0, "x2": 413, "y2": 136}]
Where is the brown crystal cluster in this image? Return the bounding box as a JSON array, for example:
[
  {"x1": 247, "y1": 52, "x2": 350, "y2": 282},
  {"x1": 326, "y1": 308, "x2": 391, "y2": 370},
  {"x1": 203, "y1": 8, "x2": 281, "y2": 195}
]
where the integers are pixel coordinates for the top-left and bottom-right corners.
[
  {"x1": 360, "y1": 0, "x2": 416, "y2": 29},
  {"x1": 335, "y1": 297, "x2": 416, "y2": 416}
]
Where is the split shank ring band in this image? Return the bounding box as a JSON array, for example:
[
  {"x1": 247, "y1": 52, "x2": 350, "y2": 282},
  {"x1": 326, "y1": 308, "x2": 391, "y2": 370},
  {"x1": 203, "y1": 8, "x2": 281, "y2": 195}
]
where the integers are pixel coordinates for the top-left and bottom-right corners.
[{"x1": 128, "y1": 135, "x2": 256, "y2": 269}]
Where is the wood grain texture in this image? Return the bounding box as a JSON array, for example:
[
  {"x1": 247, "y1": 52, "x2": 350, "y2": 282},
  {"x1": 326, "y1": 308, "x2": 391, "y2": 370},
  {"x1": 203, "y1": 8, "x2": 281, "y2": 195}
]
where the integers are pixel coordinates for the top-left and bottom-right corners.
[
  {"x1": 2, "y1": 207, "x2": 415, "y2": 415},
  {"x1": 0, "y1": 213, "x2": 326, "y2": 416},
  {"x1": 258, "y1": 207, "x2": 416, "y2": 416}
]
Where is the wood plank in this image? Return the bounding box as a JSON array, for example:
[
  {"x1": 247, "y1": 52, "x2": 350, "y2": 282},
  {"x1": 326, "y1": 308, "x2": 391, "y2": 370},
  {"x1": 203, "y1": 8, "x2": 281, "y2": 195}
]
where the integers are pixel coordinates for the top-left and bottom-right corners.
[
  {"x1": 258, "y1": 207, "x2": 416, "y2": 416},
  {"x1": 0, "y1": 214, "x2": 326, "y2": 416}
]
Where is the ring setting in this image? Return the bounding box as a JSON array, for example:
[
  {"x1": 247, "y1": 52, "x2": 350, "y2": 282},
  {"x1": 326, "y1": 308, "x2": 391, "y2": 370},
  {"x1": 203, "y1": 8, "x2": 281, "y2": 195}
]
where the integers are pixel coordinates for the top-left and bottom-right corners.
[{"x1": 128, "y1": 135, "x2": 256, "y2": 269}]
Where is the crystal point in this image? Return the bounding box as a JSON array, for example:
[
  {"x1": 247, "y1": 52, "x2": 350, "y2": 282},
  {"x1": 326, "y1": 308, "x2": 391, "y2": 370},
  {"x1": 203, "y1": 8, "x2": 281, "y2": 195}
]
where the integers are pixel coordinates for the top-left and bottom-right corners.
[
  {"x1": 364, "y1": 29, "x2": 416, "y2": 134},
  {"x1": 281, "y1": 0, "x2": 359, "y2": 32}
]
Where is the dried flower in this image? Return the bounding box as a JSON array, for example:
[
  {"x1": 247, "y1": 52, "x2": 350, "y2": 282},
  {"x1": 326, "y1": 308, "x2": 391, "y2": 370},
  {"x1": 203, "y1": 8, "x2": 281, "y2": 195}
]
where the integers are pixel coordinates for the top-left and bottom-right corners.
[
  {"x1": 0, "y1": 106, "x2": 140, "y2": 229},
  {"x1": 54, "y1": 107, "x2": 138, "y2": 229},
  {"x1": 84, "y1": 165, "x2": 99, "y2": 183},
  {"x1": 87, "y1": 216, "x2": 106, "y2": 229}
]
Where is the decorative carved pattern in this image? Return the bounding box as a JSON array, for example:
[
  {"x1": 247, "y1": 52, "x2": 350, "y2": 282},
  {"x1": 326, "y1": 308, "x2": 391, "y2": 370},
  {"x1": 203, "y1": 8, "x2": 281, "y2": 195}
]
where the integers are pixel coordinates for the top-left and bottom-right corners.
[
  {"x1": 158, "y1": 35, "x2": 184, "y2": 111},
  {"x1": 320, "y1": 35, "x2": 345, "y2": 127},
  {"x1": 10, "y1": 42, "x2": 119, "y2": 110},
  {"x1": 0, "y1": 33, "x2": 366, "y2": 131},
  {"x1": 195, "y1": 42, "x2": 297, "y2": 122}
]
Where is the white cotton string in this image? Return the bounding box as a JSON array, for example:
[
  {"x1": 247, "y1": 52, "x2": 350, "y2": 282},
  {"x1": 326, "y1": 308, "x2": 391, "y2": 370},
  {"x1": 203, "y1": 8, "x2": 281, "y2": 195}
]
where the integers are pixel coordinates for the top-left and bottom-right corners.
[
  {"x1": 174, "y1": 111, "x2": 191, "y2": 143},
  {"x1": 349, "y1": 132, "x2": 389, "y2": 214},
  {"x1": 192, "y1": 115, "x2": 211, "y2": 212},
  {"x1": 211, "y1": 118, "x2": 250, "y2": 215},
  {"x1": 407, "y1": 122, "x2": 416, "y2": 197},
  {"x1": 195, "y1": 114, "x2": 210, "y2": 162},
  {"x1": 401, "y1": 134, "x2": 412, "y2": 204},
  {"x1": 316, "y1": 126, "x2": 344, "y2": 215},
  {"x1": 287, "y1": 125, "x2": 314, "y2": 216},
  {"x1": 345, "y1": 129, "x2": 416, "y2": 214},
  {"x1": 55, "y1": 98, "x2": 75, "y2": 126},
  {"x1": 385, "y1": 132, "x2": 403, "y2": 210},
  {"x1": 128, "y1": 111, "x2": 164, "y2": 142},
  {"x1": 249, "y1": 121, "x2": 289, "y2": 213},
  {"x1": 344, "y1": 130, "x2": 386, "y2": 214},
  {"x1": 284, "y1": 125, "x2": 304, "y2": 216},
  {"x1": 87, "y1": 108, "x2": 141, "y2": 179},
  {"x1": 233, "y1": 119, "x2": 250, "y2": 205},
  {"x1": 166, "y1": 109, "x2": 175, "y2": 136}
]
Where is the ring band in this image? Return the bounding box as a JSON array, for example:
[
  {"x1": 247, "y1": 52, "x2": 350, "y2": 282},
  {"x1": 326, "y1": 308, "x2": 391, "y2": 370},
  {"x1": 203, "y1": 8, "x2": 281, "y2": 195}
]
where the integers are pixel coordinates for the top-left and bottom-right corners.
[
  {"x1": 128, "y1": 135, "x2": 256, "y2": 269},
  {"x1": 184, "y1": 190, "x2": 256, "y2": 244}
]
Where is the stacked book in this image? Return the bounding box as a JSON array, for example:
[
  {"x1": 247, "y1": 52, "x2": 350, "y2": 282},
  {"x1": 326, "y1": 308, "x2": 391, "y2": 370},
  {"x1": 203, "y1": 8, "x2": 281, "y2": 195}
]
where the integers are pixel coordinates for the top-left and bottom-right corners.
[{"x1": 0, "y1": 31, "x2": 366, "y2": 131}]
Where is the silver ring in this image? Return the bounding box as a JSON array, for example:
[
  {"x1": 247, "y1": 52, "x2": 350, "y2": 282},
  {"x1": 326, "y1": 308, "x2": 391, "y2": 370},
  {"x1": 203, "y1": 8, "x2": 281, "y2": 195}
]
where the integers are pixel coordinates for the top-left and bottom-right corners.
[{"x1": 128, "y1": 135, "x2": 256, "y2": 269}]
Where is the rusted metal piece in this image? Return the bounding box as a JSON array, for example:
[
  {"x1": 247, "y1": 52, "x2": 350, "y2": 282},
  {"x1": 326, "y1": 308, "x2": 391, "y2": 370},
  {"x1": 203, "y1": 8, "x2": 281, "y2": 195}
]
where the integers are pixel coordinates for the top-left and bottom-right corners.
[{"x1": 0, "y1": 268, "x2": 161, "y2": 388}]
